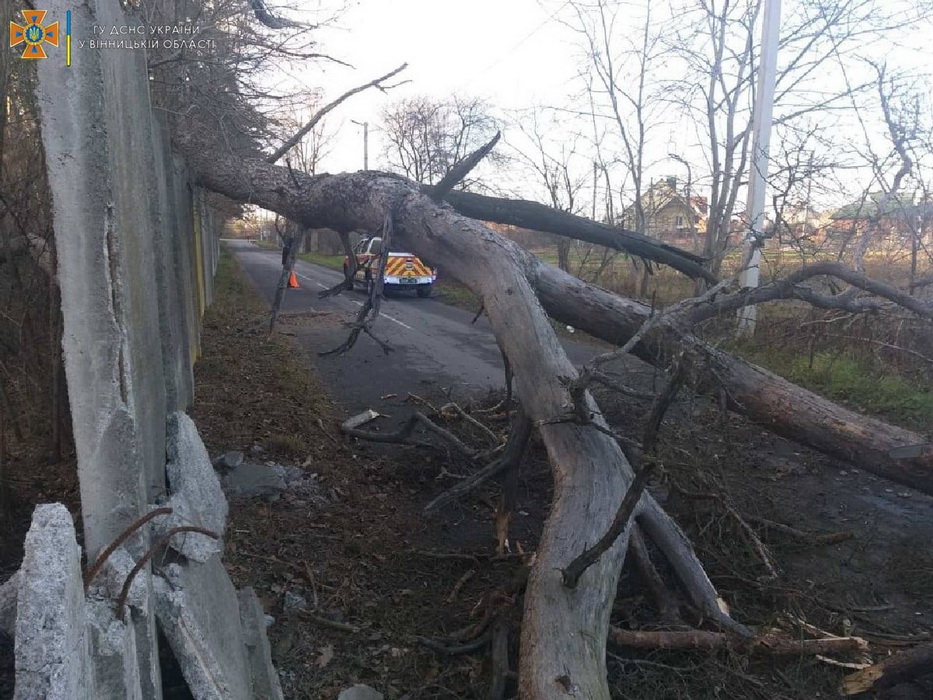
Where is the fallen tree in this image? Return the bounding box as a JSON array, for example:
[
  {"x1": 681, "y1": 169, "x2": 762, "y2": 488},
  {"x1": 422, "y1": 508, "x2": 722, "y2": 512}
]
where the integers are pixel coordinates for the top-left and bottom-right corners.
[
  {"x1": 182, "y1": 155, "x2": 748, "y2": 696},
  {"x1": 529, "y1": 263, "x2": 933, "y2": 494},
  {"x1": 180, "y1": 146, "x2": 932, "y2": 694},
  {"x1": 434, "y1": 189, "x2": 933, "y2": 493}
]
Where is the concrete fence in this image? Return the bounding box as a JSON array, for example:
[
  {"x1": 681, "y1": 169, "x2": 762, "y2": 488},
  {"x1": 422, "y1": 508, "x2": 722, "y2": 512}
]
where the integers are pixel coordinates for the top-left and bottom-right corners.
[{"x1": 0, "y1": 0, "x2": 281, "y2": 697}]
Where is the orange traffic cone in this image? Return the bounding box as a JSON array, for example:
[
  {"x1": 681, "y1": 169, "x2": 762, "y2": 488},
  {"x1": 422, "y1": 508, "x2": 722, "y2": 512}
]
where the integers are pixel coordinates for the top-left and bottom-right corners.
[{"x1": 288, "y1": 271, "x2": 300, "y2": 289}]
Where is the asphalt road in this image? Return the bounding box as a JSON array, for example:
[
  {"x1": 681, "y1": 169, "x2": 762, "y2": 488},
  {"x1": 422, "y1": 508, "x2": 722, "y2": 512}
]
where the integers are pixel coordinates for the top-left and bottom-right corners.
[{"x1": 227, "y1": 240, "x2": 600, "y2": 423}]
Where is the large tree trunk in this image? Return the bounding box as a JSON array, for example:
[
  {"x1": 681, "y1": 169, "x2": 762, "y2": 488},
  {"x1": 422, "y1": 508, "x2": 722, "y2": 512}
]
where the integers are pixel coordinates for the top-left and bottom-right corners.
[
  {"x1": 529, "y1": 263, "x2": 933, "y2": 494},
  {"x1": 437, "y1": 192, "x2": 932, "y2": 493}
]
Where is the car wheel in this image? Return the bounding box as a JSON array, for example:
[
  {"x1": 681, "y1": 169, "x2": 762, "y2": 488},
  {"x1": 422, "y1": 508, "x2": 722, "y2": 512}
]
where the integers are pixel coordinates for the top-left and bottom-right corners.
[{"x1": 417, "y1": 284, "x2": 432, "y2": 298}]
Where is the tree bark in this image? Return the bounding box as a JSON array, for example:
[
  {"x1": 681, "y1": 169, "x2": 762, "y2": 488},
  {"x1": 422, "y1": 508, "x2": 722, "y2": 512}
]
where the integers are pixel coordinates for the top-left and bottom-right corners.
[
  {"x1": 841, "y1": 643, "x2": 933, "y2": 695},
  {"x1": 530, "y1": 263, "x2": 933, "y2": 494},
  {"x1": 439, "y1": 188, "x2": 715, "y2": 283}
]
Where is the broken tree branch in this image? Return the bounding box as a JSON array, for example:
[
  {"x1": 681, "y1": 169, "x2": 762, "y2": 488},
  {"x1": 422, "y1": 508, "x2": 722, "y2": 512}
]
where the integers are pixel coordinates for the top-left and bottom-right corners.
[
  {"x1": 437, "y1": 188, "x2": 716, "y2": 283},
  {"x1": 642, "y1": 360, "x2": 686, "y2": 454},
  {"x1": 610, "y1": 627, "x2": 869, "y2": 655},
  {"x1": 530, "y1": 259, "x2": 933, "y2": 494},
  {"x1": 249, "y1": 0, "x2": 304, "y2": 29},
  {"x1": 488, "y1": 617, "x2": 511, "y2": 700},
  {"x1": 267, "y1": 63, "x2": 408, "y2": 165},
  {"x1": 841, "y1": 643, "x2": 933, "y2": 695},
  {"x1": 429, "y1": 132, "x2": 501, "y2": 202},
  {"x1": 424, "y1": 407, "x2": 532, "y2": 513},
  {"x1": 269, "y1": 229, "x2": 304, "y2": 335},
  {"x1": 629, "y1": 526, "x2": 680, "y2": 622},
  {"x1": 684, "y1": 261, "x2": 933, "y2": 324},
  {"x1": 562, "y1": 459, "x2": 655, "y2": 589},
  {"x1": 441, "y1": 402, "x2": 500, "y2": 445},
  {"x1": 342, "y1": 411, "x2": 478, "y2": 458},
  {"x1": 320, "y1": 213, "x2": 395, "y2": 355}
]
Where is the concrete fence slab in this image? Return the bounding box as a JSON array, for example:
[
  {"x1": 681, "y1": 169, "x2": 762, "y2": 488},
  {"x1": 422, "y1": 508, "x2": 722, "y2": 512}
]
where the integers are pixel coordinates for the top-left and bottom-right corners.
[
  {"x1": 14, "y1": 504, "x2": 92, "y2": 700},
  {"x1": 155, "y1": 412, "x2": 228, "y2": 563},
  {"x1": 0, "y1": 573, "x2": 18, "y2": 637},
  {"x1": 87, "y1": 600, "x2": 143, "y2": 700},
  {"x1": 154, "y1": 558, "x2": 252, "y2": 700},
  {"x1": 237, "y1": 588, "x2": 285, "y2": 700}
]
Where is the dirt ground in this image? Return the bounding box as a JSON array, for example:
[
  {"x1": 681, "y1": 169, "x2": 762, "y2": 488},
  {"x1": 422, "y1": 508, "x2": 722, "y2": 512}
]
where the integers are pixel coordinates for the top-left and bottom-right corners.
[
  {"x1": 188, "y1": 252, "x2": 933, "y2": 699},
  {"x1": 2, "y1": 248, "x2": 931, "y2": 699}
]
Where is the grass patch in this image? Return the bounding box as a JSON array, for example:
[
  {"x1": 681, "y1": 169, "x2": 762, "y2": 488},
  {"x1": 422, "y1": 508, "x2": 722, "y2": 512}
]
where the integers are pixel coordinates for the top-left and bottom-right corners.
[
  {"x1": 433, "y1": 277, "x2": 480, "y2": 311},
  {"x1": 736, "y1": 344, "x2": 933, "y2": 430},
  {"x1": 298, "y1": 252, "x2": 344, "y2": 271}
]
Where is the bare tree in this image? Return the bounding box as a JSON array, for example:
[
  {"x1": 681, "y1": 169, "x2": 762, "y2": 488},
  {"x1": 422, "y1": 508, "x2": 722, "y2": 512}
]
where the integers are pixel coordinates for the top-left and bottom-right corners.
[
  {"x1": 567, "y1": 0, "x2": 666, "y2": 236},
  {"x1": 381, "y1": 94, "x2": 502, "y2": 187},
  {"x1": 661, "y1": 0, "x2": 932, "y2": 276},
  {"x1": 509, "y1": 107, "x2": 590, "y2": 271}
]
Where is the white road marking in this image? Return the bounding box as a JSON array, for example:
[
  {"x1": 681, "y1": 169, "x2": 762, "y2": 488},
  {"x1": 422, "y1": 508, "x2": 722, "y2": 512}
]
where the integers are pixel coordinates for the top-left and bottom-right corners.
[{"x1": 295, "y1": 271, "x2": 414, "y2": 331}]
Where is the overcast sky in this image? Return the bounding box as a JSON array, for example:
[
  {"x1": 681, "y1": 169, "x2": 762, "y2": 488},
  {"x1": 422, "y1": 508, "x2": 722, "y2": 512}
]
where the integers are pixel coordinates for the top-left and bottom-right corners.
[
  {"x1": 270, "y1": 0, "x2": 933, "y2": 211},
  {"x1": 284, "y1": 0, "x2": 579, "y2": 173}
]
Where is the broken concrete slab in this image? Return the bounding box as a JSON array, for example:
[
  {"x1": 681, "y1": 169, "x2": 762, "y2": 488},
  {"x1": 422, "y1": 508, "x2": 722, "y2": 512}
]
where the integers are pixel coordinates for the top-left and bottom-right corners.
[
  {"x1": 156, "y1": 412, "x2": 228, "y2": 562},
  {"x1": 154, "y1": 557, "x2": 251, "y2": 700},
  {"x1": 237, "y1": 588, "x2": 284, "y2": 700},
  {"x1": 338, "y1": 684, "x2": 385, "y2": 700},
  {"x1": 213, "y1": 450, "x2": 245, "y2": 472},
  {"x1": 85, "y1": 546, "x2": 149, "y2": 613},
  {"x1": 221, "y1": 462, "x2": 287, "y2": 500},
  {"x1": 0, "y1": 572, "x2": 18, "y2": 637},
  {"x1": 86, "y1": 600, "x2": 143, "y2": 700},
  {"x1": 165, "y1": 411, "x2": 228, "y2": 531},
  {"x1": 14, "y1": 503, "x2": 93, "y2": 700}
]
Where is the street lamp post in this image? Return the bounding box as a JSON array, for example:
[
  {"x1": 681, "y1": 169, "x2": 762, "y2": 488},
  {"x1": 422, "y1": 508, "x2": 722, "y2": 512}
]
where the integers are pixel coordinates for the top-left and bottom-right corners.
[{"x1": 351, "y1": 119, "x2": 369, "y2": 170}]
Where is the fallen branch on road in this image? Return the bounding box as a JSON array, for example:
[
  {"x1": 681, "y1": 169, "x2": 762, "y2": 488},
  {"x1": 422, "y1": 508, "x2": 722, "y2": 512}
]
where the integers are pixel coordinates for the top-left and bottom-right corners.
[{"x1": 610, "y1": 627, "x2": 869, "y2": 655}]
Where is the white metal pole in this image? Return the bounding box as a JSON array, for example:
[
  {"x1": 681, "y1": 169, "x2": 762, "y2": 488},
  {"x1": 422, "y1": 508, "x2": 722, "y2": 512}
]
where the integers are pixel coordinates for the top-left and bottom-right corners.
[
  {"x1": 363, "y1": 121, "x2": 369, "y2": 171},
  {"x1": 737, "y1": 0, "x2": 782, "y2": 335}
]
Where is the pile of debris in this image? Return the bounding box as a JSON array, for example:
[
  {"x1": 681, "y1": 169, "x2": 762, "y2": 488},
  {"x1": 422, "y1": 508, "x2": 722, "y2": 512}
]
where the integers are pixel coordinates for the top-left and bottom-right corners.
[{"x1": 0, "y1": 413, "x2": 284, "y2": 699}]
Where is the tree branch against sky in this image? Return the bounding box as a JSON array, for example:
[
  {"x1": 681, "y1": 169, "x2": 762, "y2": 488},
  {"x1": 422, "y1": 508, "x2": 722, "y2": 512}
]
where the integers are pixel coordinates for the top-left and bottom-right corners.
[
  {"x1": 529, "y1": 0, "x2": 933, "y2": 277},
  {"x1": 379, "y1": 94, "x2": 503, "y2": 189}
]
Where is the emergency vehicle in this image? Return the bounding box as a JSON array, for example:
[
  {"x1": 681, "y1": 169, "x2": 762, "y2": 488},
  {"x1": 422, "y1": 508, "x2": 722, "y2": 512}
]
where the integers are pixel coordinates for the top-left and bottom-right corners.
[{"x1": 343, "y1": 236, "x2": 437, "y2": 297}]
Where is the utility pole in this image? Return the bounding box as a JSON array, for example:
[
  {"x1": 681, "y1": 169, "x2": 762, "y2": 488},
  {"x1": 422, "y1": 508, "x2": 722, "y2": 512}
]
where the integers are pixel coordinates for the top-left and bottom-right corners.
[
  {"x1": 592, "y1": 160, "x2": 598, "y2": 221},
  {"x1": 351, "y1": 119, "x2": 369, "y2": 170},
  {"x1": 737, "y1": 0, "x2": 781, "y2": 335}
]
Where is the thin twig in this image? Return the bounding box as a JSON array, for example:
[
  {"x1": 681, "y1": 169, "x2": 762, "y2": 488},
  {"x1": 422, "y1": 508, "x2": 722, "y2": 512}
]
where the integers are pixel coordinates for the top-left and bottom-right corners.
[{"x1": 298, "y1": 610, "x2": 360, "y2": 634}]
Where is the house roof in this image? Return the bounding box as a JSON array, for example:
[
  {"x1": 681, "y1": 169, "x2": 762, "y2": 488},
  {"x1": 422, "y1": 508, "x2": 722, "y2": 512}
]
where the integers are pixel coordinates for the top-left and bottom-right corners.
[
  {"x1": 625, "y1": 181, "x2": 707, "y2": 219},
  {"x1": 830, "y1": 191, "x2": 916, "y2": 220}
]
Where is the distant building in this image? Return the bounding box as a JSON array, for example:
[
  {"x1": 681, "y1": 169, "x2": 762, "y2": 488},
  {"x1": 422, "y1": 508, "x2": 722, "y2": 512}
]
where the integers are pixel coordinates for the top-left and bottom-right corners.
[
  {"x1": 825, "y1": 191, "x2": 919, "y2": 242},
  {"x1": 620, "y1": 178, "x2": 708, "y2": 246}
]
